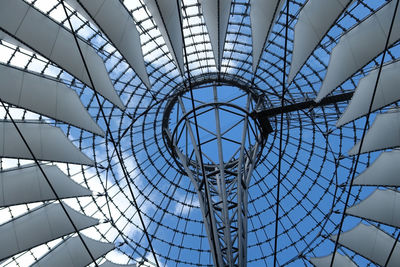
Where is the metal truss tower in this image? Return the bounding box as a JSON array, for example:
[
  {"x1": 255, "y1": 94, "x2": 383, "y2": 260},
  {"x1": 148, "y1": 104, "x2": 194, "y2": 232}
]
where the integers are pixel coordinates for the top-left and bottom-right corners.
[{"x1": 163, "y1": 82, "x2": 265, "y2": 266}]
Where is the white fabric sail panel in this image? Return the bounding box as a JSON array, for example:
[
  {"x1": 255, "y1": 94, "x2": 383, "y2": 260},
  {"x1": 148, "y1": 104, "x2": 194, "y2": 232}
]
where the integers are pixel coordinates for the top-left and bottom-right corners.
[
  {"x1": 348, "y1": 110, "x2": 400, "y2": 155},
  {"x1": 337, "y1": 61, "x2": 400, "y2": 127},
  {"x1": 330, "y1": 223, "x2": 400, "y2": 266},
  {"x1": 353, "y1": 150, "x2": 400, "y2": 186},
  {"x1": 250, "y1": 0, "x2": 284, "y2": 72},
  {"x1": 0, "y1": 164, "x2": 91, "y2": 207},
  {"x1": 315, "y1": 0, "x2": 400, "y2": 102},
  {"x1": 144, "y1": 0, "x2": 184, "y2": 74},
  {"x1": 0, "y1": 122, "x2": 94, "y2": 165},
  {"x1": 0, "y1": 203, "x2": 99, "y2": 261},
  {"x1": 74, "y1": 0, "x2": 151, "y2": 89},
  {"x1": 309, "y1": 252, "x2": 357, "y2": 267},
  {"x1": 288, "y1": 0, "x2": 353, "y2": 83},
  {"x1": 0, "y1": 64, "x2": 104, "y2": 136},
  {"x1": 0, "y1": 0, "x2": 125, "y2": 110},
  {"x1": 32, "y1": 235, "x2": 114, "y2": 267},
  {"x1": 100, "y1": 261, "x2": 136, "y2": 267},
  {"x1": 199, "y1": 0, "x2": 232, "y2": 69},
  {"x1": 346, "y1": 189, "x2": 400, "y2": 228}
]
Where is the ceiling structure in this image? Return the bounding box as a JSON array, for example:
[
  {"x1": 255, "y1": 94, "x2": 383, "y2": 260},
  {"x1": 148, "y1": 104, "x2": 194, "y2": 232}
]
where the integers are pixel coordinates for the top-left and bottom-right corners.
[{"x1": 0, "y1": 0, "x2": 400, "y2": 266}]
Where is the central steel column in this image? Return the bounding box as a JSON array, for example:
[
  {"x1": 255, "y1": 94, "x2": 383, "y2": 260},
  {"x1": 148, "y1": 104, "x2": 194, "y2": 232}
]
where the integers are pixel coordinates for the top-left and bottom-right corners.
[{"x1": 167, "y1": 86, "x2": 264, "y2": 266}]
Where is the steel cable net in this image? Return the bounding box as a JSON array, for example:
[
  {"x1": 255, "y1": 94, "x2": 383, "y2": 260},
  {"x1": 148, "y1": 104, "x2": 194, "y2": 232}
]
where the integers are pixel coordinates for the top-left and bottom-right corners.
[{"x1": 1, "y1": 0, "x2": 400, "y2": 266}]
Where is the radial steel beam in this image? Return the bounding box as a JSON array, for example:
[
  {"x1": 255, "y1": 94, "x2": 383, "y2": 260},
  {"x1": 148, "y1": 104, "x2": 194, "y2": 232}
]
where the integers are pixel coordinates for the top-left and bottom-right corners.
[
  {"x1": 253, "y1": 92, "x2": 353, "y2": 118},
  {"x1": 213, "y1": 84, "x2": 233, "y2": 266}
]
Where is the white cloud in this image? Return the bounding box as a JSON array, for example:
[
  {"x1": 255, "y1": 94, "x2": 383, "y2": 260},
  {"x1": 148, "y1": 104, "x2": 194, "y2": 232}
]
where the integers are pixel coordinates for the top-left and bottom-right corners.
[{"x1": 173, "y1": 193, "x2": 199, "y2": 216}]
